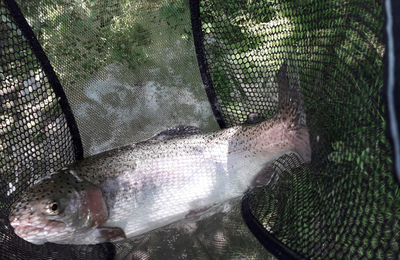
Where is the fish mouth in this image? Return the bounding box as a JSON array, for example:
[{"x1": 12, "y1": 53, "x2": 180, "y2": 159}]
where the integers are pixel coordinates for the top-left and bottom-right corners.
[{"x1": 10, "y1": 216, "x2": 67, "y2": 243}]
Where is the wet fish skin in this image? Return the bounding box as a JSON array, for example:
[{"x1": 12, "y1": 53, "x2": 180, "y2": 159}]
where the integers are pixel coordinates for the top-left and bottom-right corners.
[{"x1": 9, "y1": 62, "x2": 311, "y2": 245}]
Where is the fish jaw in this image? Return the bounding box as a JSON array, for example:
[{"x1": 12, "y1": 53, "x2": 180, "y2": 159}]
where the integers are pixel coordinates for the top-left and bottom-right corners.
[
  {"x1": 8, "y1": 171, "x2": 117, "y2": 245},
  {"x1": 10, "y1": 215, "x2": 67, "y2": 245}
]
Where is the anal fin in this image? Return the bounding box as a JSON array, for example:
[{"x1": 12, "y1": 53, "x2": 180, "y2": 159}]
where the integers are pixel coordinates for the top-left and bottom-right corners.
[
  {"x1": 251, "y1": 164, "x2": 276, "y2": 187},
  {"x1": 185, "y1": 205, "x2": 216, "y2": 218}
]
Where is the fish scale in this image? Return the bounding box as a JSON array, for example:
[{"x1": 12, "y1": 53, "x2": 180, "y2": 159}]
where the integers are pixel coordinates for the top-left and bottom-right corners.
[{"x1": 9, "y1": 62, "x2": 311, "y2": 245}]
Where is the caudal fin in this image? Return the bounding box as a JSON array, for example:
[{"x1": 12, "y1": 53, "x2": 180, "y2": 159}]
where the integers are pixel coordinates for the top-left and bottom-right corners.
[{"x1": 276, "y1": 61, "x2": 311, "y2": 162}]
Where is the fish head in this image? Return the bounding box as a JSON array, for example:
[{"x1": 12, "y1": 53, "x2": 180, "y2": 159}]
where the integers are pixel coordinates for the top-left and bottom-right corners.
[{"x1": 9, "y1": 171, "x2": 108, "y2": 245}]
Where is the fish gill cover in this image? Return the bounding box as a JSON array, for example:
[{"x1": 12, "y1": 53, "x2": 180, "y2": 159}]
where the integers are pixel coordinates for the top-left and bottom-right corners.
[{"x1": 0, "y1": 0, "x2": 398, "y2": 260}]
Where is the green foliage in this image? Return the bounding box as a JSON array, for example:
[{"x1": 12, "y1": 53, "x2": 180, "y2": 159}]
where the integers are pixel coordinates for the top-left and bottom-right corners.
[
  {"x1": 198, "y1": 0, "x2": 397, "y2": 258},
  {"x1": 107, "y1": 23, "x2": 151, "y2": 70},
  {"x1": 16, "y1": 0, "x2": 180, "y2": 83},
  {"x1": 2, "y1": 0, "x2": 396, "y2": 258}
]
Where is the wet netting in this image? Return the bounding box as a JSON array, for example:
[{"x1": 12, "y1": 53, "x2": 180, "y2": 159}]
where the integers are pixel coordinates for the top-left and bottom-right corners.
[{"x1": 0, "y1": 0, "x2": 399, "y2": 259}]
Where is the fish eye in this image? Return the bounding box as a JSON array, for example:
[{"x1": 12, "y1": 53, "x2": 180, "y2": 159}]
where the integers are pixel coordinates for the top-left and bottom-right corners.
[{"x1": 47, "y1": 201, "x2": 60, "y2": 214}]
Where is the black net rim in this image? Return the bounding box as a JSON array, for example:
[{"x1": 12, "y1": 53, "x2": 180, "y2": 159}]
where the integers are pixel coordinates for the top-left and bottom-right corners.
[{"x1": 3, "y1": 0, "x2": 83, "y2": 160}]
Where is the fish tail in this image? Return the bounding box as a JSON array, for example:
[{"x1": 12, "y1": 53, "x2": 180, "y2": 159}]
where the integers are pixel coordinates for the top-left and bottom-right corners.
[{"x1": 276, "y1": 61, "x2": 311, "y2": 162}]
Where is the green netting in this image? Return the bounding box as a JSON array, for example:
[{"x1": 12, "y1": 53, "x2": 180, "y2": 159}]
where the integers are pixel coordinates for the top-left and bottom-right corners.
[
  {"x1": 195, "y1": 0, "x2": 398, "y2": 259},
  {"x1": 1, "y1": 0, "x2": 399, "y2": 259},
  {"x1": 17, "y1": 0, "x2": 220, "y2": 156},
  {"x1": 1, "y1": 0, "x2": 271, "y2": 258}
]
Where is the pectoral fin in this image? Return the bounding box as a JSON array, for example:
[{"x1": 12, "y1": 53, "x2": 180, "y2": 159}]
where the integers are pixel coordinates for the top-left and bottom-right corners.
[{"x1": 96, "y1": 227, "x2": 127, "y2": 243}]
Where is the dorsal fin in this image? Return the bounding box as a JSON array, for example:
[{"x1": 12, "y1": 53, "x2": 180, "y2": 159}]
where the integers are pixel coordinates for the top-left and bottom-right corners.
[
  {"x1": 276, "y1": 61, "x2": 311, "y2": 162},
  {"x1": 276, "y1": 61, "x2": 306, "y2": 127},
  {"x1": 147, "y1": 125, "x2": 204, "y2": 141}
]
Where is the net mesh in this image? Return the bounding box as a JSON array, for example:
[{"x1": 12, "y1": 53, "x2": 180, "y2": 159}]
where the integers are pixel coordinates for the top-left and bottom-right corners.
[
  {"x1": 1, "y1": 0, "x2": 270, "y2": 258},
  {"x1": 1, "y1": 0, "x2": 398, "y2": 259},
  {"x1": 198, "y1": 0, "x2": 396, "y2": 259},
  {"x1": 15, "y1": 0, "x2": 220, "y2": 157},
  {"x1": 196, "y1": 0, "x2": 397, "y2": 258}
]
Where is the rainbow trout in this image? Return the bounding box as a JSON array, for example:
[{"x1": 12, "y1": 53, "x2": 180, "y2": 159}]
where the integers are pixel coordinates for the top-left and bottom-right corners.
[{"x1": 9, "y1": 63, "x2": 311, "y2": 245}]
